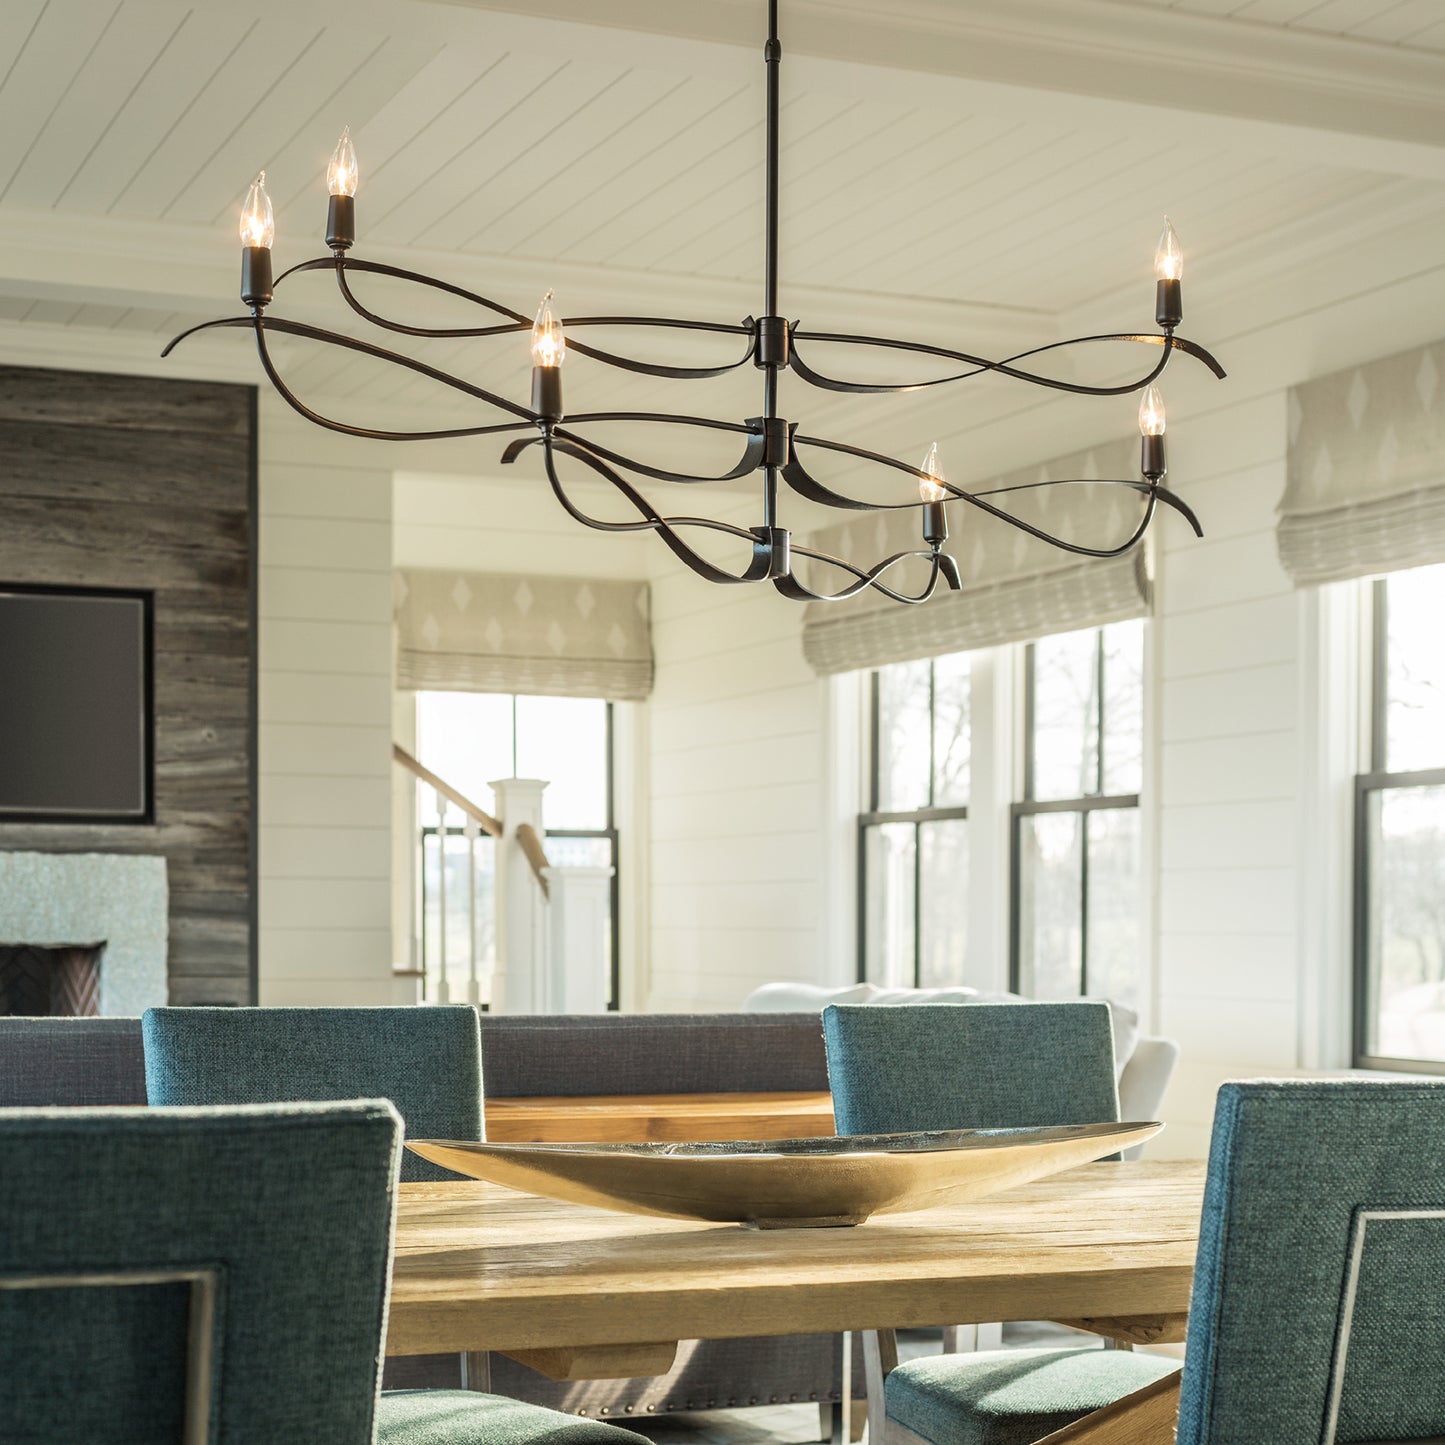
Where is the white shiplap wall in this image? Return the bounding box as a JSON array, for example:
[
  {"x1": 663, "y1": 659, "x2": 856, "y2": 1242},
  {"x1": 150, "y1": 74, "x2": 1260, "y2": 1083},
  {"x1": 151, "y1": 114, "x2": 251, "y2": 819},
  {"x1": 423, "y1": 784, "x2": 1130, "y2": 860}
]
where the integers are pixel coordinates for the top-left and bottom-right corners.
[
  {"x1": 257, "y1": 410, "x2": 396, "y2": 1005},
  {"x1": 1149, "y1": 390, "x2": 1304, "y2": 1158},
  {"x1": 646, "y1": 568, "x2": 828, "y2": 1012}
]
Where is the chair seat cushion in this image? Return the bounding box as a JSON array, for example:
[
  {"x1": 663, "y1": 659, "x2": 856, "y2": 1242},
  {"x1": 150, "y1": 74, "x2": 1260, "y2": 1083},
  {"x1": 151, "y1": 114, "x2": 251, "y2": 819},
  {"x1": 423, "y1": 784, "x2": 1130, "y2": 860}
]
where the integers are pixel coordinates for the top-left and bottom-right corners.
[
  {"x1": 885, "y1": 1348, "x2": 1180, "y2": 1445},
  {"x1": 377, "y1": 1390, "x2": 651, "y2": 1445}
]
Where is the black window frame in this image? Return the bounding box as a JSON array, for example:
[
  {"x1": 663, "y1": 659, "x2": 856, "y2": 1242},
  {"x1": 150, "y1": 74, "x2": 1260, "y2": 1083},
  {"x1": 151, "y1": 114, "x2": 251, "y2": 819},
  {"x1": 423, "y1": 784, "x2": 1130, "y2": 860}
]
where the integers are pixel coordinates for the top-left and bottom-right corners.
[
  {"x1": 856, "y1": 662, "x2": 970, "y2": 986},
  {"x1": 1009, "y1": 625, "x2": 1141, "y2": 998},
  {"x1": 420, "y1": 697, "x2": 621, "y2": 1012},
  {"x1": 1352, "y1": 578, "x2": 1445, "y2": 1073}
]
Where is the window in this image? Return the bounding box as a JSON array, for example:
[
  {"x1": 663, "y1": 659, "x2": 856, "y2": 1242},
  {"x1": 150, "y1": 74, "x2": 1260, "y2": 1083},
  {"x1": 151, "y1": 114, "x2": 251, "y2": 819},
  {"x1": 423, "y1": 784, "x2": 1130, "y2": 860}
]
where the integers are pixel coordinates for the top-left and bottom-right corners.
[
  {"x1": 1011, "y1": 619, "x2": 1144, "y2": 1005},
  {"x1": 1355, "y1": 564, "x2": 1445, "y2": 1071},
  {"x1": 859, "y1": 653, "x2": 972, "y2": 988},
  {"x1": 414, "y1": 692, "x2": 618, "y2": 1009}
]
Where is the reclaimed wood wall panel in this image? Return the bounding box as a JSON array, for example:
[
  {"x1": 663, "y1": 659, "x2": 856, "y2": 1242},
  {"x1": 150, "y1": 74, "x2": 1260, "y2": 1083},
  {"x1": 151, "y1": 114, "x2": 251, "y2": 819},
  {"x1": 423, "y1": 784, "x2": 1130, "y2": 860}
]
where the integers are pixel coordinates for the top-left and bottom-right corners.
[{"x1": 0, "y1": 363, "x2": 257, "y2": 1005}]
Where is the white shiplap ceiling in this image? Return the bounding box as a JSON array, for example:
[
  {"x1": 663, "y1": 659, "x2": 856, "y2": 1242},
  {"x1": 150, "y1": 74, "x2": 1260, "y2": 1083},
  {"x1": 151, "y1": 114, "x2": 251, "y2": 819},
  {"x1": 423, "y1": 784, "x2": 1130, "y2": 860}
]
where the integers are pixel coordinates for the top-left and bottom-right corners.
[{"x1": 1, "y1": 0, "x2": 1444, "y2": 482}]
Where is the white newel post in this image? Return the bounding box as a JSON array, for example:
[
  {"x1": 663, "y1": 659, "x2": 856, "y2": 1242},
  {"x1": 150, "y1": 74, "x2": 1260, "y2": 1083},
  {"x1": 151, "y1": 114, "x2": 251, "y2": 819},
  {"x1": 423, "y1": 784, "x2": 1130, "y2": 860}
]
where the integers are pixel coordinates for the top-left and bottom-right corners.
[
  {"x1": 489, "y1": 778, "x2": 549, "y2": 1014},
  {"x1": 544, "y1": 865, "x2": 615, "y2": 1014}
]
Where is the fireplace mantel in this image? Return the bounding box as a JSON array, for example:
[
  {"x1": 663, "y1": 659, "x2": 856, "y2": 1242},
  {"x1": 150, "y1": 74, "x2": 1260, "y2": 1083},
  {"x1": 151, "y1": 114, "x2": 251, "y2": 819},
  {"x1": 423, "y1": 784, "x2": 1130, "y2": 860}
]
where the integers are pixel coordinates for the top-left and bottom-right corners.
[{"x1": 0, "y1": 852, "x2": 167, "y2": 1015}]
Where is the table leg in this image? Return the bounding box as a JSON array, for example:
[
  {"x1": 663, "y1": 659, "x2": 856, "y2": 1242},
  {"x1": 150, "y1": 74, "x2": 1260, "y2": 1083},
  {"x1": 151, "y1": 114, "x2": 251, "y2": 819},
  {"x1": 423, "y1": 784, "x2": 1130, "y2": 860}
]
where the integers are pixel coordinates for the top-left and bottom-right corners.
[
  {"x1": 862, "y1": 1328, "x2": 898, "y2": 1445},
  {"x1": 460, "y1": 1351, "x2": 491, "y2": 1392}
]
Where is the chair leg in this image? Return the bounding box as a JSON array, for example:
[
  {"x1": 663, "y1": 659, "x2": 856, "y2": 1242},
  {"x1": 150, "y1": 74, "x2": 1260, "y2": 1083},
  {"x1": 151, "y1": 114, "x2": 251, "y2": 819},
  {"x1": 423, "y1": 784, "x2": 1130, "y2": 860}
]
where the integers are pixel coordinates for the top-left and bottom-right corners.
[
  {"x1": 941, "y1": 1325, "x2": 975, "y2": 1354},
  {"x1": 975, "y1": 1322, "x2": 1002, "y2": 1349},
  {"x1": 829, "y1": 1328, "x2": 857, "y2": 1443},
  {"x1": 862, "y1": 1328, "x2": 898, "y2": 1445}
]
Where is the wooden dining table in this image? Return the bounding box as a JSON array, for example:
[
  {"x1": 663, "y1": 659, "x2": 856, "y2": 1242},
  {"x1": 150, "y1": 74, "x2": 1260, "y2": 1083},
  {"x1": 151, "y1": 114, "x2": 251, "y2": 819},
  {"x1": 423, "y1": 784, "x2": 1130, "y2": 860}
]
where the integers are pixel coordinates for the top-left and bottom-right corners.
[{"x1": 387, "y1": 1156, "x2": 1205, "y2": 1421}]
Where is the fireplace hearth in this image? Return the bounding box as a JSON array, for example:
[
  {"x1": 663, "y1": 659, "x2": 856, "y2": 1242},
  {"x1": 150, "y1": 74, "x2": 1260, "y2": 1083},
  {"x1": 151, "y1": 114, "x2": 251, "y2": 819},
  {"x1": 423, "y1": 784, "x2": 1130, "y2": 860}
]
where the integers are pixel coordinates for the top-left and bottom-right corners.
[
  {"x1": 0, "y1": 944, "x2": 103, "y2": 1016},
  {"x1": 0, "y1": 852, "x2": 167, "y2": 1013}
]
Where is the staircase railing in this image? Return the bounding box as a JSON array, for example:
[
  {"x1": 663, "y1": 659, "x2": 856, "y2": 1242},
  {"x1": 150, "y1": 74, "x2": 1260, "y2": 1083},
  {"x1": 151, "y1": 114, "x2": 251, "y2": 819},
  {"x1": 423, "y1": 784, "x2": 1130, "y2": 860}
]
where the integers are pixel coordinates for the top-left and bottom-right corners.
[{"x1": 393, "y1": 744, "x2": 552, "y2": 1004}]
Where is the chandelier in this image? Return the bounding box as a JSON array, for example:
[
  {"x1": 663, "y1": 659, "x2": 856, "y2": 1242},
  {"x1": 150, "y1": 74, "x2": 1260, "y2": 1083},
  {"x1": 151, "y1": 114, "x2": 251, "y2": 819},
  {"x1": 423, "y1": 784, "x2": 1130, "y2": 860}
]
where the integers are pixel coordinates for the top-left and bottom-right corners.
[{"x1": 166, "y1": 0, "x2": 1224, "y2": 605}]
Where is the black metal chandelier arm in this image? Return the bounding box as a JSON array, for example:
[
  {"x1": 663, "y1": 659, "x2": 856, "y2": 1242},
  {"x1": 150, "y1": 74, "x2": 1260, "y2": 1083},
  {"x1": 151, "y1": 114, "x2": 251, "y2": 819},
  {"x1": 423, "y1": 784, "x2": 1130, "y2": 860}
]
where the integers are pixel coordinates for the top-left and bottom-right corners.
[
  {"x1": 499, "y1": 426, "x2": 765, "y2": 484},
  {"x1": 563, "y1": 410, "x2": 759, "y2": 436},
  {"x1": 792, "y1": 431, "x2": 1162, "y2": 558},
  {"x1": 321, "y1": 257, "x2": 757, "y2": 378},
  {"x1": 553, "y1": 426, "x2": 765, "y2": 484},
  {"x1": 535, "y1": 436, "x2": 774, "y2": 586},
  {"x1": 244, "y1": 317, "x2": 539, "y2": 442},
  {"x1": 778, "y1": 541, "x2": 949, "y2": 605},
  {"x1": 781, "y1": 452, "x2": 924, "y2": 512},
  {"x1": 972, "y1": 474, "x2": 1204, "y2": 537},
  {"x1": 788, "y1": 328, "x2": 1223, "y2": 397},
  {"x1": 253, "y1": 313, "x2": 536, "y2": 420}
]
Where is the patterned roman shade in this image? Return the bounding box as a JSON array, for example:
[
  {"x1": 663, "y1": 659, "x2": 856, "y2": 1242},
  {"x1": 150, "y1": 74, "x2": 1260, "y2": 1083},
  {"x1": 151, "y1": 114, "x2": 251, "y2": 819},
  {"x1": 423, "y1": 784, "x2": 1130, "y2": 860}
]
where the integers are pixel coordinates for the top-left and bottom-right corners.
[
  {"x1": 799, "y1": 437, "x2": 1149, "y2": 676},
  {"x1": 394, "y1": 569, "x2": 653, "y2": 700},
  {"x1": 1280, "y1": 339, "x2": 1445, "y2": 586}
]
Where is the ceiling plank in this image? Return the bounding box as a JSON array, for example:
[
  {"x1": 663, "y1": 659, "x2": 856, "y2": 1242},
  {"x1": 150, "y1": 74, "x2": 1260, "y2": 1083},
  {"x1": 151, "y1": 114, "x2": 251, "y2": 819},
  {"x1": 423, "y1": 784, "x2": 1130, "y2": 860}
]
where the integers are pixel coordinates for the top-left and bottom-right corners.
[{"x1": 421, "y1": 0, "x2": 1445, "y2": 179}]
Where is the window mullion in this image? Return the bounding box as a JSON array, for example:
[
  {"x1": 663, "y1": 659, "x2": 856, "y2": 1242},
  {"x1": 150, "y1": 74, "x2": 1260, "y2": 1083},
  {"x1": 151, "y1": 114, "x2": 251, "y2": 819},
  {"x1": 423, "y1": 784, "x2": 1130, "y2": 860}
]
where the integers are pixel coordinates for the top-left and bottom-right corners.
[
  {"x1": 1079, "y1": 809, "x2": 1090, "y2": 997},
  {"x1": 913, "y1": 820, "x2": 923, "y2": 989}
]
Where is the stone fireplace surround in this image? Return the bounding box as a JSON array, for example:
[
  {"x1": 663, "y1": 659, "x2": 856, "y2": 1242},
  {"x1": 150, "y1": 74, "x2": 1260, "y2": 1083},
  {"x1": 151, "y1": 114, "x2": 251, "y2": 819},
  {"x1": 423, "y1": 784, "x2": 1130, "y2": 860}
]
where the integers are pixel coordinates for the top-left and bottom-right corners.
[{"x1": 0, "y1": 852, "x2": 167, "y2": 1015}]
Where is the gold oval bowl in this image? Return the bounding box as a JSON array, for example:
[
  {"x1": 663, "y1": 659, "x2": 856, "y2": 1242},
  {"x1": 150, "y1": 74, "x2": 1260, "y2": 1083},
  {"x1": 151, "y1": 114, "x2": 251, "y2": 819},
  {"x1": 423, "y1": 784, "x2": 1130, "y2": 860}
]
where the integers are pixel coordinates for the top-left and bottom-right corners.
[{"x1": 407, "y1": 1120, "x2": 1162, "y2": 1229}]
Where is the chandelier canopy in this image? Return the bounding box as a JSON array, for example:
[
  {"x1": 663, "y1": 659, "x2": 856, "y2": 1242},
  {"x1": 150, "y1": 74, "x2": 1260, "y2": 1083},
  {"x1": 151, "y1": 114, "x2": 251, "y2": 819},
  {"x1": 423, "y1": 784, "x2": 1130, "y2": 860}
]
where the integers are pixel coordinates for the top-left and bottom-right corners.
[{"x1": 167, "y1": 0, "x2": 1225, "y2": 605}]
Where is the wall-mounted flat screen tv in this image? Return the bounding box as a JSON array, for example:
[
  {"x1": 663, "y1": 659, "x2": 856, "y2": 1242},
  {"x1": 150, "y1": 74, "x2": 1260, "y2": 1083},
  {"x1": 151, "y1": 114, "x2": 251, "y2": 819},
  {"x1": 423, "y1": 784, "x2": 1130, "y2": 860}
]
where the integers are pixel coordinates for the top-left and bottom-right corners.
[{"x1": 0, "y1": 586, "x2": 154, "y2": 823}]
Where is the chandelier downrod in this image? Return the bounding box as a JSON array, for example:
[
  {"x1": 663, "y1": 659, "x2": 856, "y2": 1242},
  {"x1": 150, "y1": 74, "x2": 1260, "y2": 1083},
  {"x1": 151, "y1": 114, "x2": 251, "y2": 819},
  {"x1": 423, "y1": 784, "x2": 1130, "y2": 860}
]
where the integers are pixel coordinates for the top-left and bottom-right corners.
[{"x1": 165, "y1": 0, "x2": 1226, "y2": 605}]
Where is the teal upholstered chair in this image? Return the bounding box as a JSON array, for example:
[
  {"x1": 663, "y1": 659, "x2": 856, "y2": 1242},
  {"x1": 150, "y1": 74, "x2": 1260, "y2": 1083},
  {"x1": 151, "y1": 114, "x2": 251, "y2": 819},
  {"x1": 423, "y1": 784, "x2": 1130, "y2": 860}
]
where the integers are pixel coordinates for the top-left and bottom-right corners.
[
  {"x1": 0, "y1": 1100, "x2": 653, "y2": 1444},
  {"x1": 824, "y1": 1001, "x2": 1176, "y2": 1443},
  {"x1": 822, "y1": 1001, "x2": 1121, "y2": 1136},
  {"x1": 143, "y1": 1006, "x2": 482, "y2": 1183},
  {"x1": 143, "y1": 1005, "x2": 486, "y2": 1396},
  {"x1": 883, "y1": 1079, "x2": 1445, "y2": 1445}
]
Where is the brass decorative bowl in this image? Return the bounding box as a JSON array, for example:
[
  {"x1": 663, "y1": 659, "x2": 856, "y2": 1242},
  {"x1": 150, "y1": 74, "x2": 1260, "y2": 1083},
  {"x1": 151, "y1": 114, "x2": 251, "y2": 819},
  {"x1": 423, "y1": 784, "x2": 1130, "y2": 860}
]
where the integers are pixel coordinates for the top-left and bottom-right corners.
[{"x1": 407, "y1": 1121, "x2": 1162, "y2": 1229}]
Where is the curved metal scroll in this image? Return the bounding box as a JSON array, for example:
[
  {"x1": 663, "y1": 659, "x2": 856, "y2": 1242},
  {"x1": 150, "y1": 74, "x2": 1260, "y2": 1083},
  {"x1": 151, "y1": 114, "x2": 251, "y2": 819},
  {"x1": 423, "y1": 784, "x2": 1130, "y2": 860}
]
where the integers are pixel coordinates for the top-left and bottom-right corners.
[
  {"x1": 789, "y1": 328, "x2": 1225, "y2": 397},
  {"x1": 164, "y1": 314, "x2": 539, "y2": 442},
  {"x1": 268, "y1": 255, "x2": 757, "y2": 380},
  {"x1": 775, "y1": 542, "x2": 957, "y2": 604},
  {"x1": 785, "y1": 436, "x2": 1174, "y2": 559},
  {"x1": 525, "y1": 435, "x2": 775, "y2": 586},
  {"x1": 504, "y1": 424, "x2": 764, "y2": 485}
]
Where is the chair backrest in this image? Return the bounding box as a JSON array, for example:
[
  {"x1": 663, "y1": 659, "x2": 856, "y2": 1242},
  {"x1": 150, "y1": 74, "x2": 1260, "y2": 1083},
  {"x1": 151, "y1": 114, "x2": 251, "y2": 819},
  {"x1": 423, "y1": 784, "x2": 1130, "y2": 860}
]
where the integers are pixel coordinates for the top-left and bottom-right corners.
[
  {"x1": 1178, "y1": 1079, "x2": 1445, "y2": 1445},
  {"x1": 0, "y1": 1100, "x2": 400, "y2": 1444},
  {"x1": 822, "y1": 1001, "x2": 1119, "y2": 1135},
  {"x1": 0, "y1": 1016, "x2": 147, "y2": 1105},
  {"x1": 479, "y1": 1012, "x2": 829, "y2": 1096},
  {"x1": 143, "y1": 1006, "x2": 482, "y2": 1182}
]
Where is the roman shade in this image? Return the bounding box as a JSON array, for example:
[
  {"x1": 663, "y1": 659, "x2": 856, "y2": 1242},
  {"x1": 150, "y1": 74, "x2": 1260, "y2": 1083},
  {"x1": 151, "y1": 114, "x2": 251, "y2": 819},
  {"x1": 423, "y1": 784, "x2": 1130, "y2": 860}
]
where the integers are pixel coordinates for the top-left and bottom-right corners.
[
  {"x1": 395, "y1": 569, "x2": 653, "y2": 700},
  {"x1": 799, "y1": 437, "x2": 1149, "y2": 676},
  {"x1": 1279, "y1": 338, "x2": 1445, "y2": 586}
]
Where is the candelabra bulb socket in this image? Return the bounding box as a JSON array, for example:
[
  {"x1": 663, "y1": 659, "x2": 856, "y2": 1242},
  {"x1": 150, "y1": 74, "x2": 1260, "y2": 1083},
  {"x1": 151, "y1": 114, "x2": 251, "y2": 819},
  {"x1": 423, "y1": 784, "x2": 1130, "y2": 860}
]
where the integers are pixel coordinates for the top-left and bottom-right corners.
[
  {"x1": 326, "y1": 194, "x2": 355, "y2": 251},
  {"x1": 1156, "y1": 278, "x2": 1182, "y2": 329},
  {"x1": 1141, "y1": 433, "x2": 1167, "y2": 482},
  {"x1": 240, "y1": 246, "x2": 273, "y2": 309},
  {"x1": 923, "y1": 499, "x2": 948, "y2": 547},
  {"x1": 532, "y1": 365, "x2": 564, "y2": 423}
]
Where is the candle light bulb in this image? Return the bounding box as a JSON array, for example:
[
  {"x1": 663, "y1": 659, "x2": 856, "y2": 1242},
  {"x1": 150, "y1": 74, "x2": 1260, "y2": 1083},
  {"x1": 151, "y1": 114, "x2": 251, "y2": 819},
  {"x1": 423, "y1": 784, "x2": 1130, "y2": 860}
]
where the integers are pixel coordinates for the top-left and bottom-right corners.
[
  {"x1": 239, "y1": 171, "x2": 275, "y2": 249},
  {"x1": 919, "y1": 441, "x2": 947, "y2": 503},
  {"x1": 531, "y1": 289, "x2": 565, "y2": 368},
  {"x1": 327, "y1": 126, "x2": 358, "y2": 198},
  {"x1": 1154, "y1": 217, "x2": 1183, "y2": 282},
  {"x1": 1138, "y1": 384, "x2": 1167, "y2": 437}
]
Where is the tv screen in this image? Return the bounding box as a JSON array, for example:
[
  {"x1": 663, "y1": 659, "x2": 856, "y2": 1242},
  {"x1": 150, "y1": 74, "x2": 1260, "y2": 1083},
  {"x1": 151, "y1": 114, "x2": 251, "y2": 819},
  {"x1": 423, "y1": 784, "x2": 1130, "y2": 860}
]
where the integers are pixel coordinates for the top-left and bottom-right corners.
[{"x1": 0, "y1": 587, "x2": 153, "y2": 823}]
